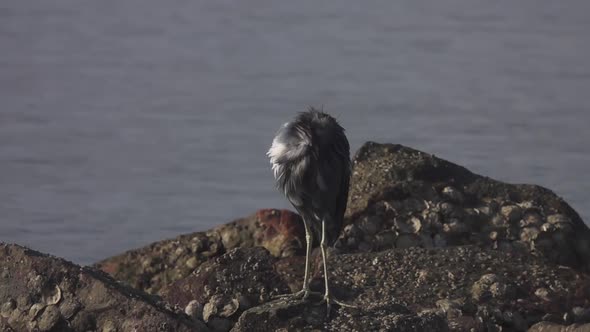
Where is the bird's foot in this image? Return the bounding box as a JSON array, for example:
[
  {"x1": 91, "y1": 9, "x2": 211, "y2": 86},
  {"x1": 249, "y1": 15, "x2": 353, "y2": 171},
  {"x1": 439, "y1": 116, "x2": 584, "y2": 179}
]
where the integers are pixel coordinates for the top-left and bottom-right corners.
[
  {"x1": 320, "y1": 294, "x2": 357, "y2": 318},
  {"x1": 272, "y1": 289, "x2": 322, "y2": 301}
]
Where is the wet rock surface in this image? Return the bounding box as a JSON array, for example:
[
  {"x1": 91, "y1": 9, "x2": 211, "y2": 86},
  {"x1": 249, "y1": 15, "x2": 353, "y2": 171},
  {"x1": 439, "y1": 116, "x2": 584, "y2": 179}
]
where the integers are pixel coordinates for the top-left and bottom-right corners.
[
  {"x1": 94, "y1": 209, "x2": 304, "y2": 294},
  {"x1": 0, "y1": 243, "x2": 207, "y2": 332}
]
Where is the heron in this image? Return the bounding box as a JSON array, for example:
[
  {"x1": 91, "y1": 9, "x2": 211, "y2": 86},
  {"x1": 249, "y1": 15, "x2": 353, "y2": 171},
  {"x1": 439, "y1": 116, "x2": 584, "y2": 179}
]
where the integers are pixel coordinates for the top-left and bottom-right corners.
[{"x1": 267, "y1": 108, "x2": 353, "y2": 316}]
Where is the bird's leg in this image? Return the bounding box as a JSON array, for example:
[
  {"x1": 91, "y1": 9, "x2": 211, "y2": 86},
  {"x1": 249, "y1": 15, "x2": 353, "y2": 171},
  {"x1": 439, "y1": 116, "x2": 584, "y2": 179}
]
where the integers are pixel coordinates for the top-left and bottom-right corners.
[
  {"x1": 300, "y1": 218, "x2": 313, "y2": 299},
  {"x1": 319, "y1": 219, "x2": 356, "y2": 317},
  {"x1": 273, "y1": 218, "x2": 320, "y2": 300}
]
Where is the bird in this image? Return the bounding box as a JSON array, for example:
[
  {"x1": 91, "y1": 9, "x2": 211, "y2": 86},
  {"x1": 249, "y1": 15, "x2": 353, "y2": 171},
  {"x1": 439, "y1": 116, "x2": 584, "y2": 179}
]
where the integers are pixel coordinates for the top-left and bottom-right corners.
[{"x1": 267, "y1": 107, "x2": 353, "y2": 316}]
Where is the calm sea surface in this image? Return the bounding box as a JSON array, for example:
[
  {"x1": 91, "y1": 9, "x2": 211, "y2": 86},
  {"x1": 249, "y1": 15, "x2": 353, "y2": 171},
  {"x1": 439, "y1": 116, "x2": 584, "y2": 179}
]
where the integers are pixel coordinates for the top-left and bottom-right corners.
[{"x1": 1, "y1": 1, "x2": 589, "y2": 265}]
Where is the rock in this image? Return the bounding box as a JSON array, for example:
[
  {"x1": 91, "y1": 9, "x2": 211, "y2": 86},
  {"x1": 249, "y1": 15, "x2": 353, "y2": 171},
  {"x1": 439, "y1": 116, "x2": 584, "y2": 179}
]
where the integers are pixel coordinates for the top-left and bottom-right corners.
[
  {"x1": 502, "y1": 205, "x2": 523, "y2": 223},
  {"x1": 528, "y1": 321, "x2": 590, "y2": 332},
  {"x1": 0, "y1": 243, "x2": 208, "y2": 332},
  {"x1": 547, "y1": 214, "x2": 572, "y2": 225},
  {"x1": 521, "y1": 226, "x2": 541, "y2": 242},
  {"x1": 94, "y1": 209, "x2": 304, "y2": 294},
  {"x1": 520, "y1": 209, "x2": 544, "y2": 228},
  {"x1": 436, "y1": 298, "x2": 464, "y2": 319},
  {"x1": 231, "y1": 297, "x2": 449, "y2": 332},
  {"x1": 231, "y1": 245, "x2": 589, "y2": 331},
  {"x1": 343, "y1": 142, "x2": 590, "y2": 271},
  {"x1": 36, "y1": 305, "x2": 61, "y2": 331},
  {"x1": 185, "y1": 300, "x2": 203, "y2": 321},
  {"x1": 472, "y1": 274, "x2": 499, "y2": 302},
  {"x1": 535, "y1": 288, "x2": 552, "y2": 302},
  {"x1": 160, "y1": 247, "x2": 291, "y2": 328}
]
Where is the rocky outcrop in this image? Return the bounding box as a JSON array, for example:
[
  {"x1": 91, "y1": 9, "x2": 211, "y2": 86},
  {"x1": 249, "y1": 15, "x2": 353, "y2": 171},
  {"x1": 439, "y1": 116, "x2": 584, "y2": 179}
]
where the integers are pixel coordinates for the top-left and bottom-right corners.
[
  {"x1": 340, "y1": 142, "x2": 590, "y2": 271},
  {"x1": 0, "y1": 243, "x2": 208, "y2": 332},
  {"x1": 5, "y1": 142, "x2": 590, "y2": 331},
  {"x1": 156, "y1": 243, "x2": 588, "y2": 331},
  {"x1": 94, "y1": 209, "x2": 304, "y2": 294},
  {"x1": 161, "y1": 246, "x2": 449, "y2": 332}
]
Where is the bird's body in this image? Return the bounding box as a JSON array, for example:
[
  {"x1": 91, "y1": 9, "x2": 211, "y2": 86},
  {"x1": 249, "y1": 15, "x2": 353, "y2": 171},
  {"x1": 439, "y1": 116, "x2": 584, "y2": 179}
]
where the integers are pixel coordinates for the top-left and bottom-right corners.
[{"x1": 267, "y1": 108, "x2": 352, "y2": 316}]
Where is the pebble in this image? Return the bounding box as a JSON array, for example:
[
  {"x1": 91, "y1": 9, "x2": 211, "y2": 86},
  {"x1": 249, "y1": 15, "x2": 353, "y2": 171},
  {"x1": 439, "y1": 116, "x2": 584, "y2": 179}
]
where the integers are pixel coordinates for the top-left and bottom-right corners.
[
  {"x1": 29, "y1": 303, "x2": 46, "y2": 320},
  {"x1": 1, "y1": 299, "x2": 15, "y2": 318},
  {"x1": 541, "y1": 223, "x2": 555, "y2": 233},
  {"x1": 490, "y1": 214, "x2": 508, "y2": 228},
  {"x1": 185, "y1": 300, "x2": 203, "y2": 320},
  {"x1": 185, "y1": 257, "x2": 199, "y2": 270},
  {"x1": 408, "y1": 216, "x2": 422, "y2": 233},
  {"x1": 37, "y1": 304, "x2": 60, "y2": 331},
  {"x1": 501, "y1": 205, "x2": 522, "y2": 223},
  {"x1": 519, "y1": 209, "x2": 544, "y2": 227},
  {"x1": 489, "y1": 231, "x2": 499, "y2": 241},
  {"x1": 203, "y1": 297, "x2": 220, "y2": 322},
  {"x1": 520, "y1": 226, "x2": 540, "y2": 242},
  {"x1": 102, "y1": 320, "x2": 118, "y2": 332},
  {"x1": 58, "y1": 298, "x2": 81, "y2": 320},
  {"x1": 219, "y1": 298, "x2": 239, "y2": 318},
  {"x1": 534, "y1": 288, "x2": 551, "y2": 301},
  {"x1": 41, "y1": 284, "x2": 61, "y2": 306},
  {"x1": 547, "y1": 214, "x2": 571, "y2": 225},
  {"x1": 471, "y1": 274, "x2": 499, "y2": 301}
]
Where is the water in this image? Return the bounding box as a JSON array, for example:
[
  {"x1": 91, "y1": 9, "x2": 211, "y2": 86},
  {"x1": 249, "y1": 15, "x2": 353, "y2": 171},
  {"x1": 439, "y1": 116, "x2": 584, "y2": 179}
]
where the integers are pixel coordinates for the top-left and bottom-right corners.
[{"x1": 1, "y1": 1, "x2": 589, "y2": 265}]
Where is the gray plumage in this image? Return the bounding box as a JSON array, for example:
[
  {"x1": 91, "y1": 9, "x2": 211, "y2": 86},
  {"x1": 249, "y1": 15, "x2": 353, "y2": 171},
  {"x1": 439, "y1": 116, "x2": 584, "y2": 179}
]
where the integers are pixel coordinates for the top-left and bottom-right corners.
[{"x1": 267, "y1": 108, "x2": 351, "y2": 246}]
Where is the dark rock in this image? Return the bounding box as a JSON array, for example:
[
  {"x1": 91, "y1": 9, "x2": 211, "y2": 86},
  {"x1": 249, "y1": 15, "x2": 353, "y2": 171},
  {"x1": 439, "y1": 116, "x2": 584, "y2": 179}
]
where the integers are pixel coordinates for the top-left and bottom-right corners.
[
  {"x1": 160, "y1": 247, "x2": 291, "y2": 329},
  {"x1": 572, "y1": 307, "x2": 590, "y2": 324},
  {"x1": 94, "y1": 209, "x2": 304, "y2": 294},
  {"x1": 231, "y1": 297, "x2": 448, "y2": 332},
  {"x1": 528, "y1": 321, "x2": 590, "y2": 332},
  {"x1": 164, "y1": 244, "x2": 586, "y2": 331},
  {"x1": 342, "y1": 142, "x2": 590, "y2": 271},
  {"x1": 0, "y1": 243, "x2": 208, "y2": 332}
]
